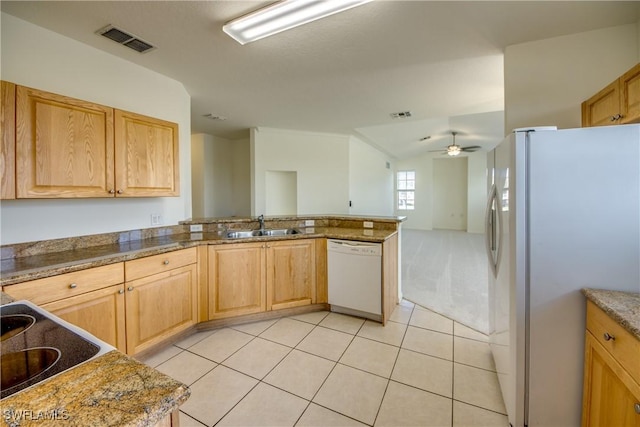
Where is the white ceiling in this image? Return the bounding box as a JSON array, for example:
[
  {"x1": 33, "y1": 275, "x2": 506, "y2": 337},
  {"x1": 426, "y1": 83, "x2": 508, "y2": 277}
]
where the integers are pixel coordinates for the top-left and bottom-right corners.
[{"x1": 2, "y1": 1, "x2": 639, "y2": 159}]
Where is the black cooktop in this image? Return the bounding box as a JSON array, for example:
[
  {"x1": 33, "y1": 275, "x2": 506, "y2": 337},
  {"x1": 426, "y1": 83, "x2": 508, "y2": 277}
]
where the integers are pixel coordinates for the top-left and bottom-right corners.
[{"x1": 1, "y1": 303, "x2": 100, "y2": 399}]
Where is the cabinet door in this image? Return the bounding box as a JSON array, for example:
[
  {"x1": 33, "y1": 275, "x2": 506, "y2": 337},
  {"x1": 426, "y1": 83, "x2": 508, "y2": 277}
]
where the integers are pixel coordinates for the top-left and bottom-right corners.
[
  {"x1": 125, "y1": 264, "x2": 197, "y2": 355},
  {"x1": 114, "y1": 109, "x2": 179, "y2": 197},
  {"x1": 1, "y1": 81, "x2": 16, "y2": 200},
  {"x1": 266, "y1": 240, "x2": 316, "y2": 311},
  {"x1": 582, "y1": 332, "x2": 640, "y2": 427},
  {"x1": 582, "y1": 80, "x2": 621, "y2": 127},
  {"x1": 208, "y1": 243, "x2": 265, "y2": 319},
  {"x1": 41, "y1": 284, "x2": 126, "y2": 353},
  {"x1": 620, "y1": 63, "x2": 640, "y2": 124},
  {"x1": 15, "y1": 86, "x2": 115, "y2": 198}
]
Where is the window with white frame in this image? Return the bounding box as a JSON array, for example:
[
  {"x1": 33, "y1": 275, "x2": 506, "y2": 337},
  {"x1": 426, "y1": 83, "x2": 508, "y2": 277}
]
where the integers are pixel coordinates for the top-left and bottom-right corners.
[{"x1": 397, "y1": 170, "x2": 415, "y2": 210}]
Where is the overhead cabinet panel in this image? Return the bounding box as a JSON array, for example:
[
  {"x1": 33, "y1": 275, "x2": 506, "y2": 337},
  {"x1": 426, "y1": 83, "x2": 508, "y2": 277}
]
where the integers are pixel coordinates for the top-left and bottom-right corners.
[
  {"x1": 16, "y1": 86, "x2": 115, "y2": 198},
  {"x1": 1, "y1": 81, "x2": 16, "y2": 200},
  {"x1": 115, "y1": 109, "x2": 179, "y2": 197}
]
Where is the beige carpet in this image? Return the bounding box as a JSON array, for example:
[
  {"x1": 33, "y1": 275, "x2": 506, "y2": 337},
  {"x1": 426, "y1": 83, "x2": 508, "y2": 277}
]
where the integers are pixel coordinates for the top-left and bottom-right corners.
[{"x1": 401, "y1": 229, "x2": 489, "y2": 334}]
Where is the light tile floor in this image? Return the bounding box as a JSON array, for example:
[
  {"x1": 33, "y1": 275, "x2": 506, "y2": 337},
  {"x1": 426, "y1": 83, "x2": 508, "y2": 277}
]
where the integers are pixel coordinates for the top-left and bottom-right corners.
[{"x1": 138, "y1": 301, "x2": 508, "y2": 427}]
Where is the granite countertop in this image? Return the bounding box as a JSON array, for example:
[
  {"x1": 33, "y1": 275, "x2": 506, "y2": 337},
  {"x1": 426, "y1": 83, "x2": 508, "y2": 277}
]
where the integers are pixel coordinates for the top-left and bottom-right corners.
[
  {"x1": 1, "y1": 227, "x2": 397, "y2": 286},
  {"x1": 1, "y1": 350, "x2": 190, "y2": 427},
  {"x1": 582, "y1": 288, "x2": 640, "y2": 340}
]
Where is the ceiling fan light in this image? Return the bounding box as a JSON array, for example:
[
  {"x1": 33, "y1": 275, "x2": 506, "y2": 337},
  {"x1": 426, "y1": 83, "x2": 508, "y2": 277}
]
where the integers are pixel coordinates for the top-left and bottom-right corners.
[
  {"x1": 223, "y1": 0, "x2": 372, "y2": 45},
  {"x1": 447, "y1": 146, "x2": 461, "y2": 156}
]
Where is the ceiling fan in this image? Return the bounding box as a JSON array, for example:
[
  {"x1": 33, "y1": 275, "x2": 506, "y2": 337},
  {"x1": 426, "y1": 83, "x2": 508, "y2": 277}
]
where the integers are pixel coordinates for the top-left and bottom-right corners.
[{"x1": 429, "y1": 131, "x2": 481, "y2": 156}]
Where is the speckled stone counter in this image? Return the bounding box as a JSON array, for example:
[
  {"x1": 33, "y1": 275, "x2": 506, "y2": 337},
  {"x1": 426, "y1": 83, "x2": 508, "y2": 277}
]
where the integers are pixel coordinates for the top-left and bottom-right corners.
[
  {"x1": 1, "y1": 350, "x2": 189, "y2": 426},
  {"x1": 582, "y1": 288, "x2": 640, "y2": 340},
  {"x1": 1, "y1": 215, "x2": 402, "y2": 286}
]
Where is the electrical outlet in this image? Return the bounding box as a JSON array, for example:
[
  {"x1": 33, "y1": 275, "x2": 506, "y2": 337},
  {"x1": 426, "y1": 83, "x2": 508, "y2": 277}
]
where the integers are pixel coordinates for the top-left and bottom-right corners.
[
  {"x1": 305, "y1": 220, "x2": 315, "y2": 226},
  {"x1": 150, "y1": 214, "x2": 162, "y2": 226},
  {"x1": 363, "y1": 221, "x2": 374, "y2": 229},
  {"x1": 190, "y1": 224, "x2": 203, "y2": 232}
]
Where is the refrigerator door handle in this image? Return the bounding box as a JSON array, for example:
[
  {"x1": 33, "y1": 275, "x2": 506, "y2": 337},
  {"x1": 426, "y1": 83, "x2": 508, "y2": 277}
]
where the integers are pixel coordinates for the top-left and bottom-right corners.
[{"x1": 485, "y1": 184, "x2": 503, "y2": 277}]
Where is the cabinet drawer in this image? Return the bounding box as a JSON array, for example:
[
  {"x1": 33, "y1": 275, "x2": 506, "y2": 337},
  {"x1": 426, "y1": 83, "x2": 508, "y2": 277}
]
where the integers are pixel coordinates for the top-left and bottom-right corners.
[
  {"x1": 125, "y1": 247, "x2": 196, "y2": 281},
  {"x1": 3, "y1": 263, "x2": 124, "y2": 305},
  {"x1": 586, "y1": 300, "x2": 640, "y2": 384}
]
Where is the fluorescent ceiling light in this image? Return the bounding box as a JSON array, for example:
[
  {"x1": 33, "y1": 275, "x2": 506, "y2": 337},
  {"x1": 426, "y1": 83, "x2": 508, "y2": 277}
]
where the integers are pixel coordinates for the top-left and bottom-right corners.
[{"x1": 223, "y1": 0, "x2": 372, "y2": 45}]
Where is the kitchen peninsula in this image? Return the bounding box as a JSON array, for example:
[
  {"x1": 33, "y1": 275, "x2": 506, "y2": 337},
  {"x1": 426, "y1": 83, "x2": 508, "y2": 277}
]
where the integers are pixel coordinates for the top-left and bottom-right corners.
[{"x1": 1, "y1": 215, "x2": 403, "y2": 354}]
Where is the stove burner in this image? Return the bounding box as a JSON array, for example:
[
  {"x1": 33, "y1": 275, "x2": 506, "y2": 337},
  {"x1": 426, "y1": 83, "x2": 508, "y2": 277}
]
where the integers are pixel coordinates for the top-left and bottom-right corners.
[
  {"x1": 1, "y1": 347, "x2": 61, "y2": 392},
  {"x1": 1, "y1": 314, "x2": 35, "y2": 341},
  {"x1": 1, "y1": 303, "x2": 102, "y2": 399}
]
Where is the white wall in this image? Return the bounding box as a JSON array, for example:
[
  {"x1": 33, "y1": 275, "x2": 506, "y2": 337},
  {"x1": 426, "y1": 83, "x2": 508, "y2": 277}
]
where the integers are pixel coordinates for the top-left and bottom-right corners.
[
  {"x1": 433, "y1": 157, "x2": 468, "y2": 231},
  {"x1": 251, "y1": 127, "x2": 350, "y2": 215},
  {"x1": 265, "y1": 171, "x2": 297, "y2": 215},
  {"x1": 505, "y1": 23, "x2": 639, "y2": 133},
  {"x1": 191, "y1": 134, "x2": 237, "y2": 218},
  {"x1": 232, "y1": 139, "x2": 251, "y2": 217},
  {"x1": 396, "y1": 152, "x2": 486, "y2": 232},
  {"x1": 0, "y1": 13, "x2": 191, "y2": 245},
  {"x1": 348, "y1": 136, "x2": 394, "y2": 216}
]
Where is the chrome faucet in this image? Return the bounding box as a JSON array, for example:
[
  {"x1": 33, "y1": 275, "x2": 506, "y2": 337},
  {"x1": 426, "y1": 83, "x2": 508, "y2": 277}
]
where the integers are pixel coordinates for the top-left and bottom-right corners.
[{"x1": 258, "y1": 214, "x2": 265, "y2": 232}]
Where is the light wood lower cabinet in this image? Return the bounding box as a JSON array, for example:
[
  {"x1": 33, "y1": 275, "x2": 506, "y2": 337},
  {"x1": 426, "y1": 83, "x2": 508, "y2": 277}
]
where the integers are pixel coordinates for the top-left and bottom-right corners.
[
  {"x1": 582, "y1": 301, "x2": 640, "y2": 427},
  {"x1": 124, "y1": 247, "x2": 198, "y2": 355},
  {"x1": 208, "y1": 239, "x2": 318, "y2": 320},
  {"x1": 267, "y1": 240, "x2": 316, "y2": 311},
  {"x1": 124, "y1": 263, "x2": 197, "y2": 355},
  {"x1": 41, "y1": 284, "x2": 127, "y2": 352},
  {"x1": 208, "y1": 242, "x2": 266, "y2": 319},
  {"x1": 3, "y1": 248, "x2": 198, "y2": 356},
  {"x1": 3, "y1": 264, "x2": 127, "y2": 352}
]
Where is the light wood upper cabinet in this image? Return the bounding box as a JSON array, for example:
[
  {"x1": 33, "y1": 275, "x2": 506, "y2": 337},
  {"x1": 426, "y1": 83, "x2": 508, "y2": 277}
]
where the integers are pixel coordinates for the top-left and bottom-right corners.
[
  {"x1": 115, "y1": 109, "x2": 179, "y2": 197},
  {"x1": 7, "y1": 83, "x2": 179, "y2": 198},
  {"x1": 1, "y1": 81, "x2": 16, "y2": 200},
  {"x1": 15, "y1": 86, "x2": 115, "y2": 198},
  {"x1": 582, "y1": 80, "x2": 621, "y2": 127},
  {"x1": 208, "y1": 242, "x2": 266, "y2": 319},
  {"x1": 620, "y1": 64, "x2": 640, "y2": 125},
  {"x1": 582, "y1": 63, "x2": 640, "y2": 127},
  {"x1": 582, "y1": 301, "x2": 640, "y2": 427},
  {"x1": 266, "y1": 240, "x2": 316, "y2": 311}
]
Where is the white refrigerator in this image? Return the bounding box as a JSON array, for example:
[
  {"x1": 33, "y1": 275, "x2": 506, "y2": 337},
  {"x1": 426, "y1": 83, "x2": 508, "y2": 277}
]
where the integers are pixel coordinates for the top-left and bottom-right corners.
[{"x1": 486, "y1": 125, "x2": 640, "y2": 427}]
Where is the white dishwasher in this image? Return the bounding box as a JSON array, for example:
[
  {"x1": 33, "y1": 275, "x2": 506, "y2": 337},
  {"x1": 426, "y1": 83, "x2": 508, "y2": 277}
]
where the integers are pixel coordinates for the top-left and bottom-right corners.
[{"x1": 327, "y1": 239, "x2": 382, "y2": 321}]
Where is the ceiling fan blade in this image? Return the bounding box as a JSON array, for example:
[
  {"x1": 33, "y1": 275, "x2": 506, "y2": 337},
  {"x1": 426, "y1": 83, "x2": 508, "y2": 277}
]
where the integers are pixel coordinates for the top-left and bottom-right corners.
[{"x1": 461, "y1": 145, "x2": 482, "y2": 152}]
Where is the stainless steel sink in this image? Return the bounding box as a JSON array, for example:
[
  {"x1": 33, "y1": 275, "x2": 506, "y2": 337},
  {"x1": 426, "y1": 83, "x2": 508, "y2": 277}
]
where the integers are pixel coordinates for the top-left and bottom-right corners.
[
  {"x1": 225, "y1": 228, "x2": 301, "y2": 239},
  {"x1": 262, "y1": 228, "x2": 300, "y2": 236},
  {"x1": 226, "y1": 230, "x2": 264, "y2": 239}
]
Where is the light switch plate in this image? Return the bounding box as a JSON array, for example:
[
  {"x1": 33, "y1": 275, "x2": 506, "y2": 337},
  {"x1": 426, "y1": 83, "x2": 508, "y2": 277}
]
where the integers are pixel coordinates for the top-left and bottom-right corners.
[
  {"x1": 363, "y1": 221, "x2": 374, "y2": 228},
  {"x1": 190, "y1": 224, "x2": 203, "y2": 232},
  {"x1": 305, "y1": 220, "x2": 315, "y2": 226}
]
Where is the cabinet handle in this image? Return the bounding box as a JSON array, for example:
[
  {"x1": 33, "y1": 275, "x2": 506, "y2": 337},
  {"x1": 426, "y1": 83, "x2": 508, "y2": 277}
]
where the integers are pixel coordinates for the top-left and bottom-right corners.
[
  {"x1": 116, "y1": 190, "x2": 123, "y2": 194},
  {"x1": 127, "y1": 286, "x2": 134, "y2": 292},
  {"x1": 118, "y1": 289, "x2": 125, "y2": 294},
  {"x1": 108, "y1": 189, "x2": 116, "y2": 194},
  {"x1": 603, "y1": 332, "x2": 615, "y2": 341},
  {"x1": 69, "y1": 283, "x2": 77, "y2": 289},
  {"x1": 610, "y1": 114, "x2": 623, "y2": 121},
  {"x1": 163, "y1": 260, "x2": 170, "y2": 265},
  {"x1": 634, "y1": 403, "x2": 640, "y2": 414}
]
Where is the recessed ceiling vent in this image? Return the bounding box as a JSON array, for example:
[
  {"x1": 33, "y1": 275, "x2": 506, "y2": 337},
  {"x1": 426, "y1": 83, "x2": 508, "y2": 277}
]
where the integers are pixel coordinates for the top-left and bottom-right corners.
[
  {"x1": 97, "y1": 25, "x2": 155, "y2": 53},
  {"x1": 390, "y1": 111, "x2": 412, "y2": 119},
  {"x1": 203, "y1": 114, "x2": 227, "y2": 121}
]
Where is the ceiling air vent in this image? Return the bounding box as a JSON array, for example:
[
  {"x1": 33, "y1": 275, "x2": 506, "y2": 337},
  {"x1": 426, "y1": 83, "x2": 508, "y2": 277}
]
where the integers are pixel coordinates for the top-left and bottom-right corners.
[
  {"x1": 97, "y1": 25, "x2": 155, "y2": 53},
  {"x1": 390, "y1": 111, "x2": 412, "y2": 119}
]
